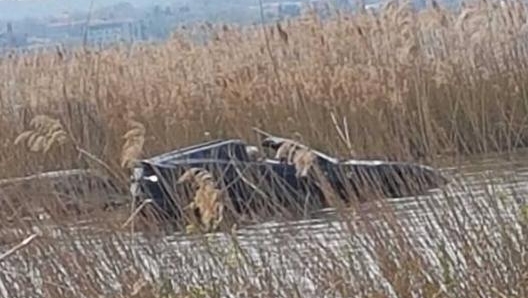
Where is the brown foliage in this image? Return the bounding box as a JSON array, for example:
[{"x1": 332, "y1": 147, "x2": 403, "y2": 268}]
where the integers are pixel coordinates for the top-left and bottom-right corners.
[
  {"x1": 13, "y1": 115, "x2": 68, "y2": 154},
  {"x1": 275, "y1": 140, "x2": 317, "y2": 177},
  {"x1": 0, "y1": 2, "x2": 527, "y2": 297},
  {"x1": 177, "y1": 167, "x2": 228, "y2": 233},
  {"x1": 120, "y1": 119, "x2": 146, "y2": 169},
  {"x1": 3, "y1": 2, "x2": 528, "y2": 178}
]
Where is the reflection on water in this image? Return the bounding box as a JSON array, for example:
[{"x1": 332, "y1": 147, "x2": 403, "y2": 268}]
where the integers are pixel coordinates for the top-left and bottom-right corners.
[{"x1": 1, "y1": 150, "x2": 527, "y2": 297}]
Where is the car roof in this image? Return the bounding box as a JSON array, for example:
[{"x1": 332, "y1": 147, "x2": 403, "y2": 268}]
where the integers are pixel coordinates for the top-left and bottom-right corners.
[{"x1": 140, "y1": 139, "x2": 250, "y2": 166}]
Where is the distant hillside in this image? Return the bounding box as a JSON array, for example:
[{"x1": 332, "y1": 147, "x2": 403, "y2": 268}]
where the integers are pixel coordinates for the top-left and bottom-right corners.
[{"x1": 0, "y1": 0, "x2": 172, "y2": 20}]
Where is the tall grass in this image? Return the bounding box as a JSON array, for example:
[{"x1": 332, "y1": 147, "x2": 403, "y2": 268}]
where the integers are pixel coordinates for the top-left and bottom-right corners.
[
  {"x1": 0, "y1": 0, "x2": 527, "y2": 297},
  {"x1": 3, "y1": 0, "x2": 528, "y2": 178},
  {"x1": 0, "y1": 166, "x2": 526, "y2": 298}
]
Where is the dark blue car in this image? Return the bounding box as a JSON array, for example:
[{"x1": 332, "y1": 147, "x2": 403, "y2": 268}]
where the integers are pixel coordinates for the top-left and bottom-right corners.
[{"x1": 129, "y1": 135, "x2": 448, "y2": 225}]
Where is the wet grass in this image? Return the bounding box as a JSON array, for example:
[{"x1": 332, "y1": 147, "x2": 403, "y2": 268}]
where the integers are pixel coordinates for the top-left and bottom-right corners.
[{"x1": 0, "y1": 0, "x2": 528, "y2": 297}]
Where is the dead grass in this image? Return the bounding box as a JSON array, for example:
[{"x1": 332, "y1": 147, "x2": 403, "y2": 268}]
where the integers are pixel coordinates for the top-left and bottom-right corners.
[
  {"x1": 177, "y1": 167, "x2": 228, "y2": 234},
  {"x1": 3, "y1": 0, "x2": 528, "y2": 179},
  {"x1": 120, "y1": 118, "x2": 146, "y2": 169},
  {"x1": 0, "y1": 0, "x2": 527, "y2": 297},
  {"x1": 0, "y1": 171, "x2": 525, "y2": 298}
]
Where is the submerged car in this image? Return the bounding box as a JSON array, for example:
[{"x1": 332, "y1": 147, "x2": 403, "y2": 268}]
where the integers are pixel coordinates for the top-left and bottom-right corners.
[{"x1": 129, "y1": 134, "x2": 449, "y2": 225}]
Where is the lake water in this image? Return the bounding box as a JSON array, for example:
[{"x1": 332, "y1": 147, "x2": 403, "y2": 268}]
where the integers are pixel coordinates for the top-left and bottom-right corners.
[{"x1": 0, "y1": 150, "x2": 527, "y2": 298}]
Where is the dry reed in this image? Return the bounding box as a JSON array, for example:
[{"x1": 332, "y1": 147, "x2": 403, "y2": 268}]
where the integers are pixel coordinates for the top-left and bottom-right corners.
[
  {"x1": 121, "y1": 119, "x2": 146, "y2": 169},
  {"x1": 177, "y1": 167, "x2": 228, "y2": 233},
  {"x1": 275, "y1": 140, "x2": 317, "y2": 177},
  {"x1": 3, "y1": 0, "x2": 528, "y2": 179},
  {"x1": 0, "y1": 1, "x2": 527, "y2": 297}
]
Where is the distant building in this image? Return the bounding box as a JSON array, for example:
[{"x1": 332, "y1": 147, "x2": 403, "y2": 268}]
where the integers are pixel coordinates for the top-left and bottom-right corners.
[
  {"x1": 278, "y1": 1, "x2": 302, "y2": 17},
  {"x1": 45, "y1": 18, "x2": 145, "y2": 46},
  {"x1": 84, "y1": 19, "x2": 144, "y2": 45},
  {"x1": 251, "y1": 1, "x2": 303, "y2": 21}
]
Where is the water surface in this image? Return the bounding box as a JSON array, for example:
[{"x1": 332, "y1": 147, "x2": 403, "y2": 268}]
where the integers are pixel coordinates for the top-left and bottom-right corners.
[{"x1": 1, "y1": 150, "x2": 527, "y2": 297}]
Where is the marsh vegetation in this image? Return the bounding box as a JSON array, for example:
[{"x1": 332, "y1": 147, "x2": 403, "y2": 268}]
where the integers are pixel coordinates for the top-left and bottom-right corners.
[{"x1": 0, "y1": 1, "x2": 527, "y2": 297}]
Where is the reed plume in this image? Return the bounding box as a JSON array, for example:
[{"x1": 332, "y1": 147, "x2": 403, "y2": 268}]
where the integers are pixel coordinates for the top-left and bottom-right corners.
[
  {"x1": 275, "y1": 141, "x2": 317, "y2": 178},
  {"x1": 177, "y1": 167, "x2": 227, "y2": 233},
  {"x1": 120, "y1": 119, "x2": 146, "y2": 169},
  {"x1": 13, "y1": 115, "x2": 69, "y2": 154}
]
